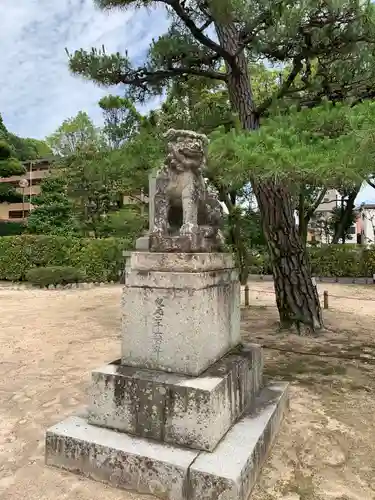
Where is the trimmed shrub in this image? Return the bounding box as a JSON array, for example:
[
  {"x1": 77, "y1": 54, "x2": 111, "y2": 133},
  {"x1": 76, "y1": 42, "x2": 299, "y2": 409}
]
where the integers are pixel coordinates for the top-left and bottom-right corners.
[
  {"x1": 70, "y1": 237, "x2": 127, "y2": 282},
  {"x1": 26, "y1": 266, "x2": 84, "y2": 287},
  {"x1": 245, "y1": 244, "x2": 375, "y2": 277},
  {"x1": 0, "y1": 234, "x2": 130, "y2": 282},
  {"x1": 309, "y1": 245, "x2": 364, "y2": 277},
  {"x1": 0, "y1": 235, "x2": 81, "y2": 281},
  {"x1": 0, "y1": 221, "x2": 25, "y2": 236}
]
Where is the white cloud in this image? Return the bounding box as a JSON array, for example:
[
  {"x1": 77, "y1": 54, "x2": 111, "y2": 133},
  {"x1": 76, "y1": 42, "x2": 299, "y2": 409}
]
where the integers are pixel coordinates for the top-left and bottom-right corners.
[{"x1": 0, "y1": 0, "x2": 168, "y2": 139}]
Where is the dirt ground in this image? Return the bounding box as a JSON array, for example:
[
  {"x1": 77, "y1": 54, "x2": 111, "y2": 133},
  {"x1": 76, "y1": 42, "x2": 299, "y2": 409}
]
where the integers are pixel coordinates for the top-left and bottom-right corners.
[{"x1": 0, "y1": 282, "x2": 375, "y2": 500}]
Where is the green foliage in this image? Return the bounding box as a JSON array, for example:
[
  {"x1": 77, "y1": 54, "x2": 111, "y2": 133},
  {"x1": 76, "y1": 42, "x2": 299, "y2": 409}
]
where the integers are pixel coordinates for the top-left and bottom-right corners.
[
  {"x1": 0, "y1": 113, "x2": 51, "y2": 161},
  {"x1": 46, "y1": 111, "x2": 102, "y2": 156},
  {"x1": 0, "y1": 235, "x2": 130, "y2": 282},
  {"x1": 0, "y1": 156, "x2": 25, "y2": 177},
  {"x1": 97, "y1": 205, "x2": 148, "y2": 238},
  {"x1": 0, "y1": 114, "x2": 7, "y2": 138},
  {"x1": 0, "y1": 221, "x2": 25, "y2": 236},
  {"x1": 42, "y1": 103, "x2": 156, "y2": 238},
  {"x1": 245, "y1": 245, "x2": 375, "y2": 278},
  {"x1": 27, "y1": 175, "x2": 79, "y2": 235},
  {"x1": 209, "y1": 100, "x2": 375, "y2": 188},
  {"x1": 0, "y1": 139, "x2": 25, "y2": 203},
  {"x1": 25, "y1": 266, "x2": 85, "y2": 288},
  {"x1": 309, "y1": 245, "x2": 365, "y2": 277},
  {"x1": 99, "y1": 95, "x2": 141, "y2": 148},
  {"x1": 6, "y1": 134, "x2": 52, "y2": 161},
  {"x1": 70, "y1": 237, "x2": 127, "y2": 282},
  {"x1": 68, "y1": 0, "x2": 375, "y2": 114},
  {"x1": 0, "y1": 140, "x2": 12, "y2": 159},
  {"x1": 224, "y1": 206, "x2": 266, "y2": 283},
  {"x1": 62, "y1": 147, "x2": 130, "y2": 236}
]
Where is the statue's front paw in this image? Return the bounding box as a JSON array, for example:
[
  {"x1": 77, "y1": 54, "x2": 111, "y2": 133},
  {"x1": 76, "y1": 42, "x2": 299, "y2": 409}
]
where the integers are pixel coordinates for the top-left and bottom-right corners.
[
  {"x1": 180, "y1": 223, "x2": 199, "y2": 236},
  {"x1": 151, "y1": 226, "x2": 165, "y2": 237}
]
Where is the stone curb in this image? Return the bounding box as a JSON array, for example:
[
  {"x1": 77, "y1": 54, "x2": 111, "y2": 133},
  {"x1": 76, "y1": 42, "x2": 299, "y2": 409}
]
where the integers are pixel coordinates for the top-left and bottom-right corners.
[
  {"x1": 247, "y1": 275, "x2": 375, "y2": 285},
  {"x1": 0, "y1": 281, "x2": 119, "y2": 291}
]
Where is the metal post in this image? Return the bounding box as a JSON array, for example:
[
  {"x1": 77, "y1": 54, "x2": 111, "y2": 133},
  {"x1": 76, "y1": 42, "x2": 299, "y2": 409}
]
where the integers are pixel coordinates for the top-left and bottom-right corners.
[
  {"x1": 29, "y1": 161, "x2": 33, "y2": 211},
  {"x1": 244, "y1": 285, "x2": 250, "y2": 307},
  {"x1": 18, "y1": 178, "x2": 29, "y2": 220},
  {"x1": 323, "y1": 290, "x2": 329, "y2": 309}
]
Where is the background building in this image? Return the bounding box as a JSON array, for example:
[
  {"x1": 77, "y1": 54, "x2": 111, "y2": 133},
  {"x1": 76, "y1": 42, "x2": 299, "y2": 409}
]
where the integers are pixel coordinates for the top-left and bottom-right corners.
[
  {"x1": 0, "y1": 158, "x2": 52, "y2": 221},
  {"x1": 360, "y1": 203, "x2": 375, "y2": 245},
  {"x1": 307, "y1": 189, "x2": 358, "y2": 244}
]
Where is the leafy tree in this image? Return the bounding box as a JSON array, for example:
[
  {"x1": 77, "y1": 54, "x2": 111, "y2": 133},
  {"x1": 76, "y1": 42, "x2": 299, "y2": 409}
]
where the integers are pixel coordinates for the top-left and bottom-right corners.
[
  {"x1": 27, "y1": 176, "x2": 79, "y2": 235},
  {"x1": 0, "y1": 114, "x2": 7, "y2": 138},
  {"x1": 99, "y1": 95, "x2": 142, "y2": 148},
  {"x1": 46, "y1": 111, "x2": 102, "y2": 156},
  {"x1": 0, "y1": 140, "x2": 25, "y2": 203},
  {"x1": 7, "y1": 134, "x2": 52, "y2": 161},
  {"x1": 329, "y1": 199, "x2": 359, "y2": 244},
  {"x1": 97, "y1": 205, "x2": 148, "y2": 239},
  {"x1": 61, "y1": 145, "x2": 131, "y2": 237},
  {"x1": 210, "y1": 99, "x2": 375, "y2": 326},
  {"x1": 0, "y1": 113, "x2": 51, "y2": 161},
  {"x1": 67, "y1": 0, "x2": 375, "y2": 332}
]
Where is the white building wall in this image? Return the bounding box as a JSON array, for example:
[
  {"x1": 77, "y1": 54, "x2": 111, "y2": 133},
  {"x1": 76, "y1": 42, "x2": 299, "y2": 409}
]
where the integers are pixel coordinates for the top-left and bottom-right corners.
[{"x1": 361, "y1": 208, "x2": 375, "y2": 245}]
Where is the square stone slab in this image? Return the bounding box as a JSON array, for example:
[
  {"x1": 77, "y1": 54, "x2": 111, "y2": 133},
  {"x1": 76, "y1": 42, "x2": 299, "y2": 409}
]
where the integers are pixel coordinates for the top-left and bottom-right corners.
[
  {"x1": 88, "y1": 344, "x2": 264, "y2": 452},
  {"x1": 46, "y1": 382, "x2": 289, "y2": 500}
]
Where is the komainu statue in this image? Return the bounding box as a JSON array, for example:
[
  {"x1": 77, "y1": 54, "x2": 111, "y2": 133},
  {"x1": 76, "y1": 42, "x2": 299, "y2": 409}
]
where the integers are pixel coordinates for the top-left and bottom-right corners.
[{"x1": 149, "y1": 129, "x2": 224, "y2": 252}]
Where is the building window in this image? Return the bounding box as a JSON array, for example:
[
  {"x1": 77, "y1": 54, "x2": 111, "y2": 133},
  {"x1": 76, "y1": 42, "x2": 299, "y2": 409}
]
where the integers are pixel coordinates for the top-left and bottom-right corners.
[
  {"x1": 8, "y1": 210, "x2": 30, "y2": 219},
  {"x1": 348, "y1": 226, "x2": 356, "y2": 235}
]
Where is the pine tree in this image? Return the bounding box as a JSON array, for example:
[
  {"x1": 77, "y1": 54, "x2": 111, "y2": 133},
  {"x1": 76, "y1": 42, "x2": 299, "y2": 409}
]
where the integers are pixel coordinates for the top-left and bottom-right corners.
[
  {"x1": 26, "y1": 176, "x2": 78, "y2": 235},
  {"x1": 67, "y1": 0, "x2": 375, "y2": 332}
]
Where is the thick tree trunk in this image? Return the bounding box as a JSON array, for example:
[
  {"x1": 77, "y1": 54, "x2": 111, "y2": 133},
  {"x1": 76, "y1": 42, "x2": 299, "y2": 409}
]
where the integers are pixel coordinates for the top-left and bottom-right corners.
[
  {"x1": 215, "y1": 22, "x2": 323, "y2": 332},
  {"x1": 254, "y1": 181, "x2": 323, "y2": 331}
]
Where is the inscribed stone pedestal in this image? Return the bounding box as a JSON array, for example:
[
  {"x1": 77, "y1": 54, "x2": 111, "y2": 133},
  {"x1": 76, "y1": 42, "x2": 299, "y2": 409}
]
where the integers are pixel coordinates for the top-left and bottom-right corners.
[{"x1": 121, "y1": 252, "x2": 240, "y2": 376}]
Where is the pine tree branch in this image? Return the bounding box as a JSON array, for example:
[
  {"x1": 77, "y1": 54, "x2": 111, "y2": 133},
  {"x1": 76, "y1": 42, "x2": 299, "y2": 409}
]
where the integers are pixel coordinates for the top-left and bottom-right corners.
[
  {"x1": 297, "y1": 79, "x2": 375, "y2": 109},
  {"x1": 165, "y1": 0, "x2": 235, "y2": 63},
  {"x1": 256, "y1": 57, "x2": 304, "y2": 116},
  {"x1": 117, "y1": 66, "x2": 227, "y2": 86},
  {"x1": 237, "y1": 2, "x2": 286, "y2": 55},
  {"x1": 307, "y1": 188, "x2": 327, "y2": 219}
]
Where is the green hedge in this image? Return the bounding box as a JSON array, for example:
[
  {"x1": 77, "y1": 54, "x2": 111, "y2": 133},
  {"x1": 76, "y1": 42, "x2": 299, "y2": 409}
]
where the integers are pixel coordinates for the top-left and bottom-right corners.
[
  {"x1": 0, "y1": 235, "x2": 131, "y2": 282},
  {"x1": 0, "y1": 221, "x2": 25, "y2": 236},
  {"x1": 1, "y1": 236, "x2": 374, "y2": 283},
  {"x1": 26, "y1": 266, "x2": 85, "y2": 287},
  {"x1": 248, "y1": 245, "x2": 375, "y2": 277}
]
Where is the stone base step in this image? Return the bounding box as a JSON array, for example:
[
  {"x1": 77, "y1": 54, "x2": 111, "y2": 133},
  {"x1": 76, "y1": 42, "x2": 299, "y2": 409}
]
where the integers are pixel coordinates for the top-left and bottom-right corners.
[
  {"x1": 45, "y1": 382, "x2": 288, "y2": 500},
  {"x1": 88, "y1": 343, "x2": 263, "y2": 452}
]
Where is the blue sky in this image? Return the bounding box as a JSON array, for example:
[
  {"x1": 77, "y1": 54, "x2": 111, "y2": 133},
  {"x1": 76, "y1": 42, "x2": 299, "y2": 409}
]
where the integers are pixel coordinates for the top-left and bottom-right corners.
[
  {"x1": 0, "y1": 0, "x2": 167, "y2": 139},
  {"x1": 1, "y1": 0, "x2": 374, "y2": 203}
]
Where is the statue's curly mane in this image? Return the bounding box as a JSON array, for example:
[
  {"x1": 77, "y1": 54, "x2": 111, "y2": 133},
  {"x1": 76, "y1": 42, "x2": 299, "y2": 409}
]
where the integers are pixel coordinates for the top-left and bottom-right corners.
[{"x1": 165, "y1": 129, "x2": 207, "y2": 173}]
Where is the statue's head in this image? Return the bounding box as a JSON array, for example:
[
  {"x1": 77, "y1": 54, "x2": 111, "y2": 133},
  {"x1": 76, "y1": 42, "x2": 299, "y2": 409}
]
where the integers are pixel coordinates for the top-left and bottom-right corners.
[{"x1": 164, "y1": 129, "x2": 209, "y2": 172}]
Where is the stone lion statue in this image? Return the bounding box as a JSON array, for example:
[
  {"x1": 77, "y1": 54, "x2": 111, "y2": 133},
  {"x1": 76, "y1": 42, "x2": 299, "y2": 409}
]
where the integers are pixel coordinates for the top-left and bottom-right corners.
[{"x1": 150, "y1": 129, "x2": 224, "y2": 250}]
